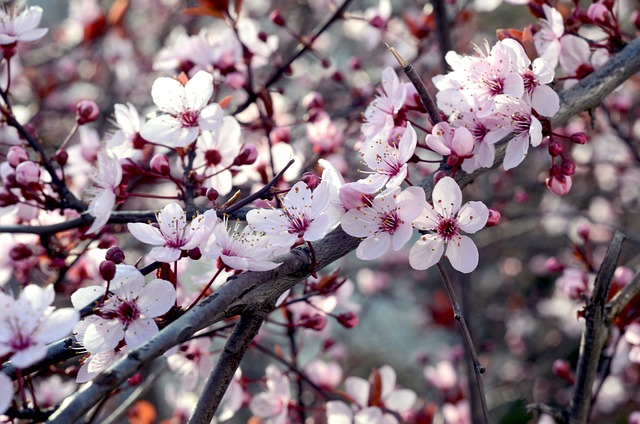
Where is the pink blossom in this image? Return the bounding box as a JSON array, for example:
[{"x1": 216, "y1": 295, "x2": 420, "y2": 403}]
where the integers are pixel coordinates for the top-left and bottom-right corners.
[
  {"x1": 344, "y1": 365, "x2": 417, "y2": 415},
  {"x1": 167, "y1": 338, "x2": 214, "y2": 390},
  {"x1": 342, "y1": 186, "x2": 425, "y2": 260},
  {"x1": 533, "y1": 5, "x2": 565, "y2": 69},
  {"x1": 249, "y1": 364, "x2": 291, "y2": 424},
  {"x1": 442, "y1": 400, "x2": 471, "y2": 424},
  {"x1": 546, "y1": 174, "x2": 573, "y2": 196},
  {"x1": 556, "y1": 268, "x2": 589, "y2": 300},
  {"x1": 0, "y1": 6, "x2": 48, "y2": 46},
  {"x1": 362, "y1": 67, "x2": 407, "y2": 142},
  {"x1": 128, "y1": 203, "x2": 217, "y2": 263},
  {"x1": 306, "y1": 111, "x2": 344, "y2": 153},
  {"x1": 86, "y1": 152, "x2": 122, "y2": 234},
  {"x1": 358, "y1": 123, "x2": 418, "y2": 191},
  {"x1": 14, "y1": 160, "x2": 40, "y2": 185},
  {"x1": 27, "y1": 375, "x2": 76, "y2": 408},
  {"x1": 409, "y1": 177, "x2": 488, "y2": 273},
  {"x1": 106, "y1": 103, "x2": 146, "y2": 159},
  {"x1": 326, "y1": 400, "x2": 399, "y2": 424},
  {"x1": 0, "y1": 284, "x2": 79, "y2": 368},
  {"x1": 71, "y1": 265, "x2": 176, "y2": 353},
  {"x1": 73, "y1": 315, "x2": 119, "y2": 383},
  {"x1": 424, "y1": 360, "x2": 458, "y2": 392},
  {"x1": 247, "y1": 180, "x2": 334, "y2": 248},
  {"x1": 304, "y1": 359, "x2": 343, "y2": 390},
  {"x1": 140, "y1": 70, "x2": 223, "y2": 148},
  {"x1": 426, "y1": 122, "x2": 474, "y2": 159}
]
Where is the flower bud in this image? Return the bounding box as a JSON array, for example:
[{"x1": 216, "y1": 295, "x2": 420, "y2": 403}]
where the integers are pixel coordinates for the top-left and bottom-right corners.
[
  {"x1": 105, "y1": 246, "x2": 126, "y2": 264},
  {"x1": 302, "y1": 92, "x2": 324, "y2": 111},
  {"x1": 224, "y1": 72, "x2": 246, "y2": 90},
  {"x1": 150, "y1": 154, "x2": 171, "y2": 176},
  {"x1": 301, "y1": 172, "x2": 321, "y2": 190},
  {"x1": 233, "y1": 144, "x2": 258, "y2": 166},
  {"x1": 15, "y1": 161, "x2": 40, "y2": 185},
  {"x1": 548, "y1": 140, "x2": 563, "y2": 157},
  {"x1": 552, "y1": 359, "x2": 572, "y2": 381},
  {"x1": 331, "y1": 71, "x2": 343, "y2": 83},
  {"x1": 302, "y1": 314, "x2": 327, "y2": 331},
  {"x1": 55, "y1": 150, "x2": 69, "y2": 167},
  {"x1": 270, "y1": 126, "x2": 291, "y2": 144},
  {"x1": 98, "y1": 234, "x2": 119, "y2": 249},
  {"x1": 99, "y1": 260, "x2": 117, "y2": 281},
  {"x1": 7, "y1": 146, "x2": 28, "y2": 167},
  {"x1": 544, "y1": 257, "x2": 564, "y2": 273},
  {"x1": 546, "y1": 174, "x2": 572, "y2": 196},
  {"x1": 0, "y1": 189, "x2": 18, "y2": 207},
  {"x1": 485, "y1": 209, "x2": 501, "y2": 227},
  {"x1": 577, "y1": 223, "x2": 590, "y2": 241},
  {"x1": 560, "y1": 158, "x2": 575, "y2": 176},
  {"x1": 188, "y1": 247, "x2": 202, "y2": 260},
  {"x1": 570, "y1": 132, "x2": 587, "y2": 145},
  {"x1": 10, "y1": 243, "x2": 31, "y2": 261},
  {"x1": 120, "y1": 158, "x2": 141, "y2": 175},
  {"x1": 269, "y1": 10, "x2": 286, "y2": 26},
  {"x1": 337, "y1": 312, "x2": 359, "y2": 328},
  {"x1": 206, "y1": 187, "x2": 219, "y2": 202},
  {"x1": 75, "y1": 100, "x2": 100, "y2": 125},
  {"x1": 321, "y1": 58, "x2": 331, "y2": 69},
  {"x1": 432, "y1": 170, "x2": 447, "y2": 185},
  {"x1": 587, "y1": 3, "x2": 608, "y2": 22}
]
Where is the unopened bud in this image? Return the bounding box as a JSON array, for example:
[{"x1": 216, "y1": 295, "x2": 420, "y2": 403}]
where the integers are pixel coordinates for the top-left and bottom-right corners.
[
  {"x1": 486, "y1": 209, "x2": 501, "y2": 227},
  {"x1": 337, "y1": 312, "x2": 359, "y2": 328},
  {"x1": 331, "y1": 71, "x2": 343, "y2": 83},
  {"x1": 0, "y1": 189, "x2": 18, "y2": 207},
  {"x1": 301, "y1": 172, "x2": 321, "y2": 190},
  {"x1": 75, "y1": 100, "x2": 100, "y2": 125},
  {"x1": 188, "y1": 247, "x2": 202, "y2": 260},
  {"x1": 560, "y1": 158, "x2": 575, "y2": 176},
  {"x1": 54, "y1": 150, "x2": 69, "y2": 167},
  {"x1": 552, "y1": 359, "x2": 572, "y2": 381},
  {"x1": 433, "y1": 170, "x2": 447, "y2": 185},
  {"x1": 577, "y1": 223, "x2": 590, "y2": 241},
  {"x1": 233, "y1": 144, "x2": 258, "y2": 166},
  {"x1": 269, "y1": 10, "x2": 286, "y2": 26},
  {"x1": 128, "y1": 373, "x2": 142, "y2": 386},
  {"x1": 10, "y1": 243, "x2": 31, "y2": 261},
  {"x1": 548, "y1": 140, "x2": 563, "y2": 157},
  {"x1": 302, "y1": 92, "x2": 324, "y2": 111},
  {"x1": 369, "y1": 15, "x2": 386, "y2": 29},
  {"x1": 270, "y1": 127, "x2": 291, "y2": 144},
  {"x1": 99, "y1": 260, "x2": 117, "y2": 281},
  {"x1": 570, "y1": 132, "x2": 587, "y2": 145},
  {"x1": 206, "y1": 187, "x2": 219, "y2": 202},
  {"x1": 544, "y1": 257, "x2": 565, "y2": 273},
  {"x1": 15, "y1": 161, "x2": 40, "y2": 185},
  {"x1": 105, "y1": 246, "x2": 125, "y2": 264},
  {"x1": 302, "y1": 314, "x2": 327, "y2": 331},
  {"x1": 7, "y1": 146, "x2": 28, "y2": 168},
  {"x1": 120, "y1": 158, "x2": 140, "y2": 175},
  {"x1": 321, "y1": 58, "x2": 332, "y2": 69},
  {"x1": 98, "y1": 234, "x2": 118, "y2": 249},
  {"x1": 150, "y1": 154, "x2": 171, "y2": 176}
]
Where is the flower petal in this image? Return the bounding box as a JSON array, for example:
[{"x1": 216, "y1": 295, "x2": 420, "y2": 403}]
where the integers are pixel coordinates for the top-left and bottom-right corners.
[
  {"x1": 127, "y1": 223, "x2": 166, "y2": 246},
  {"x1": 446, "y1": 235, "x2": 479, "y2": 273},
  {"x1": 432, "y1": 177, "x2": 462, "y2": 217},
  {"x1": 125, "y1": 318, "x2": 159, "y2": 349},
  {"x1": 457, "y1": 201, "x2": 489, "y2": 234},
  {"x1": 409, "y1": 235, "x2": 445, "y2": 271}
]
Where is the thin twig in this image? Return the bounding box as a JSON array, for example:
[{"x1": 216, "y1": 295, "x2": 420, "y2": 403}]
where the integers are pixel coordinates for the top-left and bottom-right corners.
[
  {"x1": 431, "y1": 0, "x2": 453, "y2": 73},
  {"x1": 437, "y1": 262, "x2": 489, "y2": 424},
  {"x1": 188, "y1": 309, "x2": 267, "y2": 424},
  {"x1": 386, "y1": 44, "x2": 442, "y2": 126}
]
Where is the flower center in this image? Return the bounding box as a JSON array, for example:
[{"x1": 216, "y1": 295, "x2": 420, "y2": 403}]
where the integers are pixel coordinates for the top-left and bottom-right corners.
[
  {"x1": 179, "y1": 110, "x2": 200, "y2": 127},
  {"x1": 522, "y1": 70, "x2": 538, "y2": 95},
  {"x1": 437, "y1": 217, "x2": 459, "y2": 241},
  {"x1": 205, "y1": 149, "x2": 223, "y2": 166},
  {"x1": 378, "y1": 210, "x2": 401, "y2": 234},
  {"x1": 117, "y1": 301, "x2": 141, "y2": 326},
  {"x1": 511, "y1": 112, "x2": 532, "y2": 136},
  {"x1": 484, "y1": 76, "x2": 504, "y2": 96}
]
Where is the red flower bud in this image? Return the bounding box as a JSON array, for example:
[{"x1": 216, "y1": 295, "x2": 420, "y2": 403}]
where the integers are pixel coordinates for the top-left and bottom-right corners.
[
  {"x1": 301, "y1": 172, "x2": 321, "y2": 190},
  {"x1": 150, "y1": 154, "x2": 171, "y2": 176},
  {"x1": 54, "y1": 150, "x2": 69, "y2": 167},
  {"x1": 560, "y1": 158, "x2": 575, "y2": 176},
  {"x1": 302, "y1": 314, "x2": 327, "y2": 331},
  {"x1": 10, "y1": 243, "x2": 31, "y2": 261},
  {"x1": 7, "y1": 146, "x2": 28, "y2": 168},
  {"x1": 206, "y1": 187, "x2": 219, "y2": 202},
  {"x1": 485, "y1": 209, "x2": 501, "y2": 227},
  {"x1": 99, "y1": 260, "x2": 117, "y2": 281},
  {"x1": 188, "y1": 247, "x2": 202, "y2": 260},
  {"x1": 552, "y1": 359, "x2": 572, "y2": 381},
  {"x1": 75, "y1": 100, "x2": 100, "y2": 125},
  {"x1": 570, "y1": 133, "x2": 587, "y2": 144},
  {"x1": 548, "y1": 140, "x2": 563, "y2": 157},
  {"x1": 337, "y1": 312, "x2": 359, "y2": 328},
  {"x1": 233, "y1": 144, "x2": 258, "y2": 166},
  {"x1": 105, "y1": 246, "x2": 126, "y2": 264},
  {"x1": 269, "y1": 10, "x2": 286, "y2": 26}
]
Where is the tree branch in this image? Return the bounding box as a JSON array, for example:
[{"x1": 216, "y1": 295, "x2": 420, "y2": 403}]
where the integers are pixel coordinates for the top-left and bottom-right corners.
[
  {"x1": 188, "y1": 308, "x2": 267, "y2": 423},
  {"x1": 45, "y1": 37, "x2": 640, "y2": 424}
]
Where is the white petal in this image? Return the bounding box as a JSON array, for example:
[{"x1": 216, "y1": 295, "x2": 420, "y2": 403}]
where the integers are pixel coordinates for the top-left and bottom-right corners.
[
  {"x1": 531, "y1": 84, "x2": 559, "y2": 117},
  {"x1": 503, "y1": 135, "x2": 529, "y2": 170},
  {"x1": 345, "y1": 377, "x2": 369, "y2": 407},
  {"x1": 10, "y1": 344, "x2": 47, "y2": 368},
  {"x1": 71, "y1": 286, "x2": 106, "y2": 310},
  {"x1": 457, "y1": 201, "x2": 489, "y2": 234},
  {"x1": 184, "y1": 70, "x2": 213, "y2": 111},
  {"x1": 148, "y1": 246, "x2": 182, "y2": 263},
  {"x1": 432, "y1": 177, "x2": 462, "y2": 217},
  {"x1": 398, "y1": 123, "x2": 417, "y2": 163},
  {"x1": 356, "y1": 233, "x2": 391, "y2": 260},
  {"x1": 409, "y1": 235, "x2": 444, "y2": 271},
  {"x1": 304, "y1": 214, "x2": 331, "y2": 242},
  {"x1": 379, "y1": 365, "x2": 397, "y2": 397},
  {"x1": 35, "y1": 308, "x2": 79, "y2": 344},
  {"x1": 127, "y1": 223, "x2": 166, "y2": 246},
  {"x1": 391, "y1": 223, "x2": 413, "y2": 251},
  {"x1": 151, "y1": 77, "x2": 185, "y2": 115},
  {"x1": 446, "y1": 235, "x2": 479, "y2": 273},
  {"x1": 125, "y1": 318, "x2": 159, "y2": 349},
  {"x1": 198, "y1": 104, "x2": 223, "y2": 130},
  {"x1": 138, "y1": 279, "x2": 176, "y2": 317},
  {"x1": 0, "y1": 372, "x2": 12, "y2": 414},
  {"x1": 83, "y1": 320, "x2": 124, "y2": 353},
  {"x1": 385, "y1": 388, "x2": 417, "y2": 412}
]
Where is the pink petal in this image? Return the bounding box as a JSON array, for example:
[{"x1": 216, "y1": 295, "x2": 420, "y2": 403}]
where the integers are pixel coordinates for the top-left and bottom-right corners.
[
  {"x1": 151, "y1": 77, "x2": 185, "y2": 115},
  {"x1": 457, "y1": 201, "x2": 489, "y2": 234},
  {"x1": 385, "y1": 388, "x2": 417, "y2": 412},
  {"x1": 198, "y1": 103, "x2": 223, "y2": 130},
  {"x1": 0, "y1": 372, "x2": 12, "y2": 414},
  {"x1": 409, "y1": 235, "x2": 444, "y2": 271},
  {"x1": 345, "y1": 377, "x2": 369, "y2": 407},
  {"x1": 127, "y1": 223, "x2": 166, "y2": 246},
  {"x1": 184, "y1": 70, "x2": 213, "y2": 111},
  {"x1": 304, "y1": 214, "x2": 331, "y2": 242},
  {"x1": 432, "y1": 177, "x2": 462, "y2": 217},
  {"x1": 138, "y1": 279, "x2": 176, "y2": 317},
  {"x1": 503, "y1": 135, "x2": 529, "y2": 170},
  {"x1": 125, "y1": 318, "x2": 159, "y2": 349},
  {"x1": 71, "y1": 286, "x2": 106, "y2": 310},
  {"x1": 83, "y1": 319, "x2": 124, "y2": 353},
  {"x1": 356, "y1": 233, "x2": 391, "y2": 260},
  {"x1": 446, "y1": 235, "x2": 479, "y2": 273},
  {"x1": 10, "y1": 344, "x2": 47, "y2": 369},
  {"x1": 398, "y1": 123, "x2": 418, "y2": 164},
  {"x1": 35, "y1": 308, "x2": 79, "y2": 344}
]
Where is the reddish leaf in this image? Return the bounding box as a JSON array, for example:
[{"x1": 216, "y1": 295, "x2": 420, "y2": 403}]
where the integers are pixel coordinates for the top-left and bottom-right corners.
[{"x1": 219, "y1": 95, "x2": 233, "y2": 109}]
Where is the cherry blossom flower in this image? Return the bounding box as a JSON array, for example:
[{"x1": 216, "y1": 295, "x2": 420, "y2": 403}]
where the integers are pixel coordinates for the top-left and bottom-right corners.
[
  {"x1": 0, "y1": 284, "x2": 79, "y2": 368},
  {"x1": 558, "y1": 35, "x2": 609, "y2": 88},
  {"x1": 249, "y1": 364, "x2": 291, "y2": 424},
  {"x1": 202, "y1": 219, "x2": 282, "y2": 272},
  {"x1": 247, "y1": 180, "x2": 333, "y2": 248},
  {"x1": 128, "y1": 203, "x2": 217, "y2": 263},
  {"x1": 424, "y1": 360, "x2": 459, "y2": 393},
  {"x1": 306, "y1": 111, "x2": 344, "y2": 154},
  {"x1": 533, "y1": 5, "x2": 565, "y2": 69},
  {"x1": 0, "y1": 372, "x2": 11, "y2": 414},
  {"x1": 73, "y1": 315, "x2": 119, "y2": 383},
  {"x1": 140, "y1": 70, "x2": 223, "y2": 148},
  {"x1": 344, "y1": 365, "x2": 417, "y2": 417},
  {"x1": 362, "y1": 67, "x2": 407, "y2": 142},
  {"x1": 27, "y1": 375, "x2": 76, "y2": 408},
  {"x1": 304, "y1": 359, "x2": 343, "y2": 390},
  {"x1": 71, "y1": 265, "x2": 175, "y2": 353},
  {"x1": 193, "y1": 116, "x2": 242, "y2": 196},
  {"x1": 426, "y1": 122, "x2": 474, "y2": 160},
  {"x1": 442, "y1": 400, "x2": 471, "y2": 424},
  {"x1": 86, "y1": 151, "x2": 122, "y2": 234},
  {"x1": 409, "y1": 177, "x2": 488, "y2": 273},
  {"x1": 359, "y1": 123, "x2": 418, "y2": 191},
  {"x1": 342, "y1": 186, "x2": 425, "y2": 260},
  {"x1": 106, "y1": 103, "x2": 146, "y2": 159},
  {"x1": 167, "y1": 338, "x2": 214, "y2": 391},
  {"x1": 326, "y1": 400, "x2": 399, "y2": 424},
  {"x1": 0, "y1": 6, "x2": 48, "y2": 46},
  {"x1": 625, "y1": 323, "x2": 640, "y2": 363},
  {"x1": 484, "y1": 95, "x2": 542, "y2": 170}
]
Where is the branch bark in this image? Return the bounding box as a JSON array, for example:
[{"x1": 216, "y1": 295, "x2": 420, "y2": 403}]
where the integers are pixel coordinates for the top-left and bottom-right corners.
[{"x1": 46, "y1": 37, "x2": 640, "y2": 424}]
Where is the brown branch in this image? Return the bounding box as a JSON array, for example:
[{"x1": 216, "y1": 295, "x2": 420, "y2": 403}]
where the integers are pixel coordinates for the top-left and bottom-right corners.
[
  {"x1": 431, "y1": 0, "x2": 452, "y2": 73},
  {"x1": 188, "y1": 309, "x2": 267, "y2": 424},
  {"x1": 566, "y1": 231, "x2": 625, "y2": 424},
  {"x1": 45, "y1": 37, "x2": 640, "y2": 424}
]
